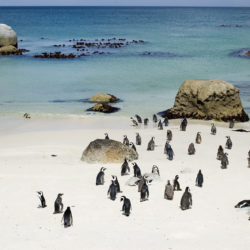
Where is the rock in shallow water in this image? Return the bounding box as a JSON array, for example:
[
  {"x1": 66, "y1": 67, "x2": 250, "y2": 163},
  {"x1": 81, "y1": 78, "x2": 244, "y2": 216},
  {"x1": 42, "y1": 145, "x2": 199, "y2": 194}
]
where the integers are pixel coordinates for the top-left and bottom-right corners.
[
  {"x1": 0, "y1": 24, "x2": 18, "y2": 48},
  {"x1": 89, "y1": 93, "x2": 119, "y2": 103},
  {"x1": 81, "y1": 139, "x2": 138, "y2": 163},
  {"x1": 161, "y1": 79, "x2": 249, "y2": 122},
  {"x1": 87, "y1": 103, "x2": 119, "y2": 113}
]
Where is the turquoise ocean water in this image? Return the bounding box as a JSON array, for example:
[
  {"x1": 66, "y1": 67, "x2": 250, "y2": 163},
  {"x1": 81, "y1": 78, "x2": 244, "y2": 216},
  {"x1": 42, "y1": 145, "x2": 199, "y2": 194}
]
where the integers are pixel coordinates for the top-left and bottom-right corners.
[{"x1": 0, "y1": 7, "x2": 250, "y2": 117}]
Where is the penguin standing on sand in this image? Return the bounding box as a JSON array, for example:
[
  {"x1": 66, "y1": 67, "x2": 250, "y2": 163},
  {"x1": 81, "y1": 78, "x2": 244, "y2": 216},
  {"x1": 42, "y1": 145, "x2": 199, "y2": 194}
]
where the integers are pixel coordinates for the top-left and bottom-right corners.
[
  {"x1": 164, "y1": 141, "x2": 174, "y2": 160},
  {"x1": 167, "y1": 130, "x2": 172, "y2": 141},
  {"x1": 163, "y1": 116, "x2": 169, "y2": 126},
  {"x1": 107, "y1": 180, "x2": 117, "y2": 200},
  {"x1": 144, "y1": 118, "x2": 149, "y2": 126},
  {"x1": 229, "y1": 119, "x2": 234, "y2": 129},
  {"x1": 225, "y1": 136, "x2": 232, "y2": 149},
  {"x1": 62, "y1": 207, "x2": 73, "y2": 227},
  {"x1": 129, "y1": 142, "x2": 137, "y2": 152},
  {"x1": 140, "y1": 181, "x2": 149, "y2": 202},
  {"x1": 153, "y1": 114, "x2": 158, "y2": 123},
  {"x1": 135, "y1": 114, "x2": 142, "y2": 124},
  {"x1": 121, "y1": 196, "x2": 132, "y2": 216},
  {"x1": 180, "y1": 187, "x2": 192, "y2": 210},
  {"x1": 188, "y1": 143, "x2": 196, "y2": 155},
  {"x1": 173, "y1": 175, "x2": 182, "y2": 191},
  {"x1": 211, "y1": 123, "x2": 216, "y2": 135},
  {"x1": 221, "y1": 153, "x2": 229, "y2": 169},
  {"x1": 130, "y1": 117, "x2": 138, "y2": 127},
  {"x1": 136, "y1": 132, "x2": 141, "y2": 145},
  {"x1": 195, "y1": 132, "x2": 202, "y2": 144},
  {"x1": 164, "y1": 180, "x2": 174, "y2": 200},
  {"x1": 196, "y1": 170, "x2": 203, "y2": 187},
  {"x1": 158, "y1": 120, "x2": 163, "y2": 130},
  {"x1": 96, "y1": 167, "x2": 106, "y2": 185},
  {"x1": 54, "y1": 193, "x2": 64, "y2": 213},
  {"x1": 217, "y1": 145, "x2": 224, "y2": 160},
  {"x1": 104, "y1": 133, "x2": 109, "y2": 140},
  {"x1": 112, "y1": 175, "x2": 121, "y2": 193},
  {"x1": 180, "y1": 117, "x2": 187, "y2": 131},
  {"x1": 132, "y1": 162, "x2": 142, "y2": 178},
  {"x1": 37, "y1": 191, "x2": 46, "y2": 208},
  {"x1": 123, "y1": 135, "x2": 129, "y2": 146},
  {"x1": 147, "y1": 137, "x2": 155, "y2": 151},
  {"x1": 121, "y1": 158, "x2": 130, "y2": 176}
]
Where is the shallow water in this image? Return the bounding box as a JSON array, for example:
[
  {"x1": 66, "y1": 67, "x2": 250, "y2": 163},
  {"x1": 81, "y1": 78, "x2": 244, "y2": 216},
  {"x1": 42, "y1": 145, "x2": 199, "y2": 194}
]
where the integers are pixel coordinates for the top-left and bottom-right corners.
[{"x1": 0, "y1": 7, "x2": 250, "y2": 118}]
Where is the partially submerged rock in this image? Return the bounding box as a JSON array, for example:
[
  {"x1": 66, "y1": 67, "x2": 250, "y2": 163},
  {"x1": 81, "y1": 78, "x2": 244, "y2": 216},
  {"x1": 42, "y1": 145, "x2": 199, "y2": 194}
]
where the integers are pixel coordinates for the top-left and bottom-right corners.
[
  {"x1": 89, "y1": 93, "x2": 119, "y2": 103},
  {"x1": 161, "y1": 79, "x2": 249, "y2": 122},
  {"x1": 87, "y1": 103, "x2": 119, "y2": 113},
  {"x1": 0, "y1": 24, "x2": 17, "y2": 48},
  {"x1": 81, "y1": 139, "x2": 138, "y2": 163},
  {"x1": 0, "y1": 45, "x2": 29, "y2": 55}
]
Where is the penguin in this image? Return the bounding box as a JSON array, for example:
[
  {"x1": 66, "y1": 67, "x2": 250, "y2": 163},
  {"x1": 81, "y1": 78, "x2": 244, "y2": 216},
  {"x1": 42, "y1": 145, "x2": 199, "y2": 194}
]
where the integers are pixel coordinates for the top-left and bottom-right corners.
[
  {"x1": 152, "y1": 165, "x2": 160, "y2": 176},
  {"x1": 130, "y1": 117, "x2": 138, "y2": 127},
  {"x1": 96, "y1": 167, "x2": 106, "y2": 185},
  {"x1": 62, "y1": 207, "x2": 73, "y2": 227},
  {"x1": 167, "y1": 130, "x2": 172, "y2": 141},
  {"x1": 104, "y1": 133, "x2": 109, "y2": 140},
  {"x1": 163, "y1": 116, "x2": 169, "y2": 126},
  {"x1": 121, "y1": 158, "x2": 130, "y2": 176},
  {"x1": 112, "y1": 175, "x2": 121, "y2": 193},
  {"x1": 153, "y1": 114, "x2": 158, "y2": 123},
  {"x1": 23, "y1": 113, "x2": 31, "y2": 119},
  {"x1": 54, "y1": 193, "x2": 64, "y2": 213},
  {"x1": 123, "y1": 135, "x2": 129, "y2": 146},
  {"x1": 107, "y1": 180, "x2": 117, "y2": 200},
  {"x1": 164, "y1": 180, "x2": 174, "y2": 200},
  {"x1": 120, "y1": 196, "x2": 132, "y2": 216},
  {"x1": 140, "y1": 181, "x2": 149, "y2": 202},
  {"x1": 136, "y1": 132, "x2": 141, "y2": 145},
  {"x1": 132, "y1": 162, "x2": 142, "y2": 178},
  {"x1": 217, "y1": 145, "x2": 224, "y2": 160},
  {"x1": 37, "y1": 191, "x2": 46, "y2": 208},
  {"x1": 211, "y1": 123, "x2": 216, "y2": 135},
  {"x1": 158, "y1": 120, "x2": 163, "y2": 130},
  {"x1": 164, "y1": 141, "x2": 174, "y2": 160},
  {"x1": 188, "y1": 143, "x2": 196, "y2": 155},
  {"x1": 195, "y1": 132, "x2": 202, "y2": 144},
  {"x1": 135, "y1": 114, "x2": 142, "y2": 124},
  {"x1": 196, "y1": 170, "x2": 203, "y2": 187},
  {"x1": 147, "y1": 137, "x2": 155, "y2": 151},
  {"x1": 144, "y1": 118, "x2": 149, "y2": 126},
  {"x1": 225, "y1": 136, "x2": 232, "y2": 149},
  {"x1": 221, "y1": 153, "x2": 229, "y2": 169},
  {"x1": 235, "y1": 200, "x2": 250, "y2": 208},
  {"x1": 173, "y1": 175, "x2": 182, "y2": 191},
  {"x1": 180, "y1": 187, "x2": 192, "y2": 210},
  {"x1": 229, "y1": 119, "x2": 234, "y2": 129},
  {"x1": 137, "y1": 175, "x2": 146, "y2": 192},
  {"x1": 129, "y1": 142, "x2": 137, "y2": 152},
  {"x1": 180, "y1": 117, "x2": 187, "y2": 131}
]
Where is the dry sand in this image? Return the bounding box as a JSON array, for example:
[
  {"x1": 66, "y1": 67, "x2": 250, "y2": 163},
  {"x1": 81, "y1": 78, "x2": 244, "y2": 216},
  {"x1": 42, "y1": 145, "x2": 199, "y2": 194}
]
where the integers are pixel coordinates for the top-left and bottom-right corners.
[{"x1": 0, "y1": 116, "x2": 249, "y2": 250}]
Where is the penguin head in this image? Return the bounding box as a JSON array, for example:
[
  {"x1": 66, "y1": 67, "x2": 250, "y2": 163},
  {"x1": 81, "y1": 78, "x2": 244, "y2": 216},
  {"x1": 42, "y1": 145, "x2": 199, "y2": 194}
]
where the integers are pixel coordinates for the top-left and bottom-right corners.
[
  {"x1": 124, "y1": 135, "x2": 127, "y2": 138},
  {"x1": 185, "y1": 186, "x2": 190, "y2": 192},
  {"x1": 120, "y1": 196, "x2": 126, "y2": 202},
  {"x1": 175, "y1": 175, "x2": 179, "y2": 179},
  {"x1": 111, "y1": 175, "x2": 117, "y2": 180},
  {"x1": 101, "y1": 167, "x2": 106, "y2": 172},
  {"x1": 167, "y1": 180, "x2": 170, "y2": 185},
  {"x1": 58, "y1": 193, "x2": 64, "y2": 197},
  {"x1": 37, "y1": 191, "x2": 43, "y2": 196},
  {"x1": 129, "y1": 142, "x2": 134, "y2": 147}
]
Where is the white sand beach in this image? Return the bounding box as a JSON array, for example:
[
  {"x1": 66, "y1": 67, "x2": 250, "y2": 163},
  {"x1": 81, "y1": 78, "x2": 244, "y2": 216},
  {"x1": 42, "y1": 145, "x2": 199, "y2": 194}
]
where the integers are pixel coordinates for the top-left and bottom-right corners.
[{"x1": 0, "y1": 115, "x2": 250, "y2": 250}]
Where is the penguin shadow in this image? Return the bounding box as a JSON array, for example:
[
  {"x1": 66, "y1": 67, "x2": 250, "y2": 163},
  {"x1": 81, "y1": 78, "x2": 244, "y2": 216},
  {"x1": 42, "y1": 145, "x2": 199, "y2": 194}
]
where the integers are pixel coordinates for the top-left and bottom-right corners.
[
  {"x1": 37, "y1": 205, "x2": 47, "y2": 208},
  {"x1": 53, "y1": 211, "x2": 63, "y2": 214},
  {"x1": 140, "y1": 198, "x2": 149, "y2": 202}
]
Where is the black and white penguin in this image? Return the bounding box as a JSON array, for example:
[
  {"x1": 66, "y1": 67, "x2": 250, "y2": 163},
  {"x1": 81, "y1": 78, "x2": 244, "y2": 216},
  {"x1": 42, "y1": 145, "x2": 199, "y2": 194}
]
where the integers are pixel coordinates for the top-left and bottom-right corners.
[
  {"x1": 62, "y1": 207, "x2": 73, "y2": 227},
  {"x1": 121, "y1": 158, "x2": 130, "y2": 176},
  {"x1": 158, "y1": 120, "x2": 163, "y2": 130},
  {"x1": 229, "y1": 119, "x2": 234, "y2": 129},
  {"x1": 130, "y1": 117, "x2": 138, "y2": 127},
  {"x1": 188, "y1": 143, "x2": 196, "y2": 155},
  {"x1": 123, "y1": 135, "x2": 130, "y2": 146},
  {"x1": 112, "y1": 175, "x2": 121, "y2": 193},
  {"x1": 173, "y1": 175, "x2": 182, "y2": 191},
  {"x1": 221, "y1": 153, "x2": 229, "y2": 169},
  {"x1": 153, "y1": 114, "x2": 158, "y2": 123},
  {"x1": 120, "y1": 196, "x2": 132, "y2": 216},
  {"x1": 180, "y1": 117, "x2": 187, "y2": 131},
  {"x1": 152, "y1": 165, "x2": 160, "y2": 176},
  {"x1": 196, "y1": 170, "x2": 203, "y2": 187},
  {"x1": 104, "y1": 133, "x2": 109, "y2": 140},
  {"x1": 136, "y1": 132, "x2": 141, "y2": 145},
  {"x1": 107, "y1": 180, "x2": 117, "y2": 200},
  {"x1": 211, "y1": 123, "x2": 216, "y2": 135},
  {"x1": 54, "y1": 193, "x2": 64, "y2": 213},
  {"x1": 140, "y1": 181, "x2": 149, "y2": 202},
  {"x1": 135, "y1": 114, "x2": 142, "y2": 124},
  {"x1": 235, "y1": 200, "x2": 250, "y2": 208},
  {"x1": 164, "y1": 180, "x2": 174, "y2": 200},
  {"x1": 167, "y1": 130, "x2": 172, "y2": 141},
  {"x1": 37, "y1": 191, "x2": 46, "y2": 208},
  {"x1": 180, "y1": 187, "x2": 192, "y2": 210},
  {"x1": 147, "y1": 137, "x2": 155, "y2": 151},
  {"x1": 132, "y1": 162, "x2": 142, "y2": 178},
  {"x1": 164, "y1": 141, "x2": 174, "y2": 160},
  {"x1": 217, "y1": 145, "x2": 224, "y2": 160},
  {"x1": 163, "y1": 116, "x2": 169, "y2": 126},
  {"x1": 195, "y1": 132, "x2": 202, "y2": 144},
  {"x1": 129, "y1": 142, "x2": 137, "y2": 152},
  {"x1": 96, "y1": 167, "x2": 106, "y2": 185},
  {"x1": 144, "y1": 118, "x2": 149, "y2": 126},
  {"x1": 225, "y1": 136, "x2": 232, "y2": 149}
]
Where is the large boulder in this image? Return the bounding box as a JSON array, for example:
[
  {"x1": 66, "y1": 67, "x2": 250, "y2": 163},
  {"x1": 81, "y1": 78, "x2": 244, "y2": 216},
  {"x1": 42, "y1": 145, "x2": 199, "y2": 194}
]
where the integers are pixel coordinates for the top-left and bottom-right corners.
[
  {"x1": 81, "y1": 139, "x2": 138, "y2": 163},
  {"x1": 87, "y1": 103, "x2": 119, "y2": 113},
  {"x1": 0, "y1": 24, "x2": 18, "y2": 48},
  {"x1": 89, "y1": 93, "x2": 119, "y2": 103},
  {"x1": 162, "y1": 79, "x2": 249, "y2": 122},
  {"x1": 0, "y1": 45, "x2": 17, "y2": 53}
]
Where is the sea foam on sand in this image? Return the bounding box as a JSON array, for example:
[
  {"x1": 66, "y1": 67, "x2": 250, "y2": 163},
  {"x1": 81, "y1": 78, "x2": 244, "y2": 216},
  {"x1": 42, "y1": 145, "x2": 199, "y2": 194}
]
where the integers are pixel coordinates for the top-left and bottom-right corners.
[{"x1": 0, "y1": 116, "x2": 249, "y2": 250}]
